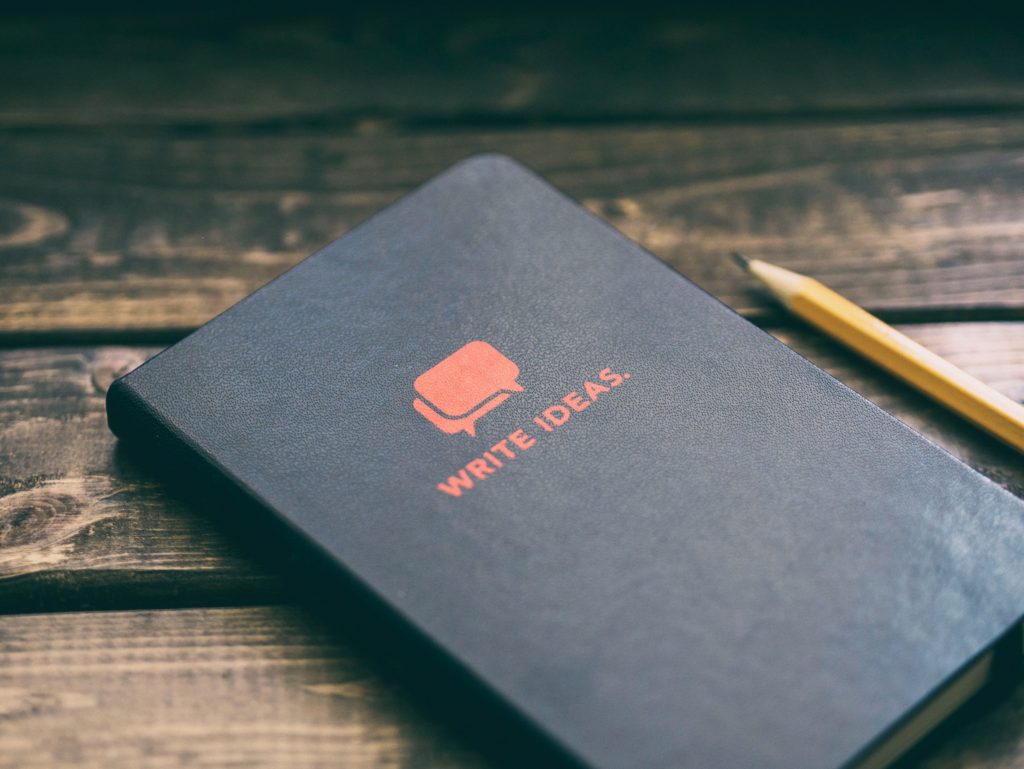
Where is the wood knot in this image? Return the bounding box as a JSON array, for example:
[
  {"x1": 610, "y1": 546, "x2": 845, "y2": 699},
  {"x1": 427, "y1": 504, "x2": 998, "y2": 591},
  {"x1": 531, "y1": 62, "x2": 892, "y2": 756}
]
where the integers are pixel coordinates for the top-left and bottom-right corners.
[{"x1": 0, "y1": 478, "x2": 121, "y2": 577}]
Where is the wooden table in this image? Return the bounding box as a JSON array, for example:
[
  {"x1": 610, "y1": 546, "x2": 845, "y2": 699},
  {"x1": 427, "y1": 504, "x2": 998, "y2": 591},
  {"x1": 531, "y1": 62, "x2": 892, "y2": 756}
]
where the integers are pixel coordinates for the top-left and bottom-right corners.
[{"x1": 2, "y1": 8, "x2": 1023, "y2": 768}]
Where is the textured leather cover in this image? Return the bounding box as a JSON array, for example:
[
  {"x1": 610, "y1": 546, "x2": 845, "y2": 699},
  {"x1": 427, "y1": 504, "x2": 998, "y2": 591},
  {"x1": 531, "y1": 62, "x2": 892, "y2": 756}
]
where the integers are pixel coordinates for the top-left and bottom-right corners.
[{"x1": 107, "y1": 155, "x2": 1024, "y2": 769}]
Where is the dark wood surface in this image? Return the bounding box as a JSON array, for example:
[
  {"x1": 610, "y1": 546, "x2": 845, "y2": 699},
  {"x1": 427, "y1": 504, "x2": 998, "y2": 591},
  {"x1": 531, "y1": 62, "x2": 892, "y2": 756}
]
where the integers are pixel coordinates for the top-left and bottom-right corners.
[
  {"x1": 1, "y1": 8, "x2": 1023, "y2": 769},
  {"x1": 5, "y1": 118, "x2": 1024, "y2": 339},
  {"x1": 3, "y1": 8, "x2": 1024, "y2": 127}
]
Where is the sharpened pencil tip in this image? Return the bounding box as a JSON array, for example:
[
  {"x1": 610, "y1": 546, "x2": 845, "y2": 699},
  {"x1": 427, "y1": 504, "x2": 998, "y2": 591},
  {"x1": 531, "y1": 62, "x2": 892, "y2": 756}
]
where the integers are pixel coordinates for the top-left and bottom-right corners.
[{"x1": 730, "y1": 252, "x2": 750, "y2": 271}]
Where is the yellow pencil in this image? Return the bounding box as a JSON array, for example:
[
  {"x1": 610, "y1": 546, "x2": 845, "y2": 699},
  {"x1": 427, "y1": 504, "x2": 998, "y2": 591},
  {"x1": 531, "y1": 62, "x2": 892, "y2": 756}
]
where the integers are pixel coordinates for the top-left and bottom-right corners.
[{"x1": 732, "y1": 252, "x2": 1024, "y2": 454}]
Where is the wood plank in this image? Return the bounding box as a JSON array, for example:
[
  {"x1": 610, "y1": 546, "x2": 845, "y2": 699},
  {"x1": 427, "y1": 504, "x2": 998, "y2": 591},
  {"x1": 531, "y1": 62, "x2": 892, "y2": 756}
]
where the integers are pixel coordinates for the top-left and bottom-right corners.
[
  {"x1": 3, "y1": 119, "x2": 1024, "y2": 336},
  {"x1": 0, "y1": 346, "x2": 274, "y2": 611},
  {"x1": 1, "y1": 324, "x2": 1022, "y2": 613},
  {"x1": 0, "y1": 605, "x2": 488, "y2": 769},
  {"x1": 0, "y1": 604, "x2": 1021, "y2": 769},
  {"x1": 3, "y1": 9, "x2": 1024, "y2": 128}
]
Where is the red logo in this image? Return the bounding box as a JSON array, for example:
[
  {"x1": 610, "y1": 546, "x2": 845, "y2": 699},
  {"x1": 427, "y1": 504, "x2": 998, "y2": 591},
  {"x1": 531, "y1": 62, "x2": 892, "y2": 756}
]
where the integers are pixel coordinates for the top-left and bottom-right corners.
[{"x1": 413, "y1": 341, "x2": 524, "y2": 436}]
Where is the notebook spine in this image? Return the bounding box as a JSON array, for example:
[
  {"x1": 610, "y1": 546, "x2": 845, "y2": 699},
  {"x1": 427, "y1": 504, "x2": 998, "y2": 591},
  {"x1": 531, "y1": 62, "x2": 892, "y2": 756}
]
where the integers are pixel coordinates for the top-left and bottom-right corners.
[
  {"x1": 106, "y1": 377, "x2": 192, "y2": 467},
  {"x1": 106, "y1": 376, "x2": 251, "y2": 522}
]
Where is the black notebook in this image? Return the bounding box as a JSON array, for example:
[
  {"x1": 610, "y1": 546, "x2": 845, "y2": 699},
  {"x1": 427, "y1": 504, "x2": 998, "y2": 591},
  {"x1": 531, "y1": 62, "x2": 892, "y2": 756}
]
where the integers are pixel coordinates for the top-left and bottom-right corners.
[{"x1": 107, "y1": 155, "x2": 1024, "y2": 769}]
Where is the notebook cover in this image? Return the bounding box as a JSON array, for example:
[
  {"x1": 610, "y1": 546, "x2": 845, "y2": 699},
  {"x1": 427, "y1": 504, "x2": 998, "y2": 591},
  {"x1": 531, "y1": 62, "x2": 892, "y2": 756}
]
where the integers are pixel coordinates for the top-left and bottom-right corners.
[{"x1": 107, "y1": 154, "x2": 1024, "y2": 769}]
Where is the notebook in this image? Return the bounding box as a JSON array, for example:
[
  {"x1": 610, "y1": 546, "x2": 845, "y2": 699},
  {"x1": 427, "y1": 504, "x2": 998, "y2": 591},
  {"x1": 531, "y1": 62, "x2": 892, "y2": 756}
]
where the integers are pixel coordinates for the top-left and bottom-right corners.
[{"x1": 107, "y1": 154, "x2": 1024, "y2": 769}]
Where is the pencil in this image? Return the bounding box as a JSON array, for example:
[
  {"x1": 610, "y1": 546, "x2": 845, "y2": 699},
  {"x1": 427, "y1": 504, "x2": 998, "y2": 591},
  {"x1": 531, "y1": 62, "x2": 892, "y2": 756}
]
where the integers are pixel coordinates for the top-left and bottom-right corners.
[{"x1": 732, "y1": 252, "x2": 1024, "y2": 454}]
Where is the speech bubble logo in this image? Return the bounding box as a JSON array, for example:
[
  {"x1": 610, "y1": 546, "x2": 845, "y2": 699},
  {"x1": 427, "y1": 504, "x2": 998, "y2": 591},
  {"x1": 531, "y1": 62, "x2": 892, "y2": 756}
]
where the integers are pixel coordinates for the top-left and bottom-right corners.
[{"x1": 413, "y1": 341, "x2": 523, "y2": 436}]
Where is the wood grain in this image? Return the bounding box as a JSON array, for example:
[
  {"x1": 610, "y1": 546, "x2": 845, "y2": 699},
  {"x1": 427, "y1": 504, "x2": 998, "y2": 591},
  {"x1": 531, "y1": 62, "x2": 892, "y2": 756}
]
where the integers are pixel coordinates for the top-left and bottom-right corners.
[
  {"x1": 1, "y1": 325, "x2": 1021, "y2": 613},
  {"x1": 2, "y1": 9, "x2": 1024, "y2": 128},
  {"x1": 0, "y1": 603, "x2": 1021, "y2": 769},
  {"x1": 0, "y1": 346, "x2": 273, "y2": 612},
  {"x1": 3, "y1": 118, "x2": 1024, "y2": 336},
  {"x1": 0, "y1": 605, "x2": 487, "y2": 769}
]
